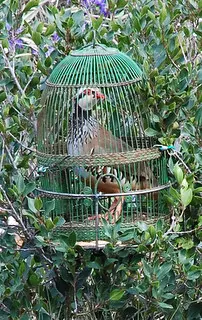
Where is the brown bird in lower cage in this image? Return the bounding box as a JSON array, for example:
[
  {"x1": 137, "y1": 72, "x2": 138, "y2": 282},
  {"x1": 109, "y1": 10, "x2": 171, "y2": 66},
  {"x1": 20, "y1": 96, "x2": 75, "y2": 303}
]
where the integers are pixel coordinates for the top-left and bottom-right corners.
[{"x1": 67, "y1": 88, "x2": 157, "y2": 222}]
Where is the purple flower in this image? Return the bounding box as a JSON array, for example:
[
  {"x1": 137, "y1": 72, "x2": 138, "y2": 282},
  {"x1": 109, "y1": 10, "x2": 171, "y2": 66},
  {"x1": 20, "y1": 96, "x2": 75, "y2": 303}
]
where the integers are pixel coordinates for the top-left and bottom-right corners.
[
  {"x1": 32, "y1": 49, "x2": 38, "y2": 56},
  {"x1": 94, "y1": 0, "x2": 103, "y2": 5},
  {"x1": 81, "y1": 22, "x2": 87, "y2": 33},
  {"x1": 6, "y1": 22, "x2": 11, "y2": 31},
  {"x1": 81, "y1": 0, "x2": 108, "y2": 15},
  {"x1": 8, "y1": 38, "x2": 24, "y2": 50},
  {"x1": 52, "y1": 32, "x2": 60, "y2": 42},
  {"x1": 100, "y1": 4, "x2": 108, "y2": 16},
  {"x1": 45, "y1": 46, "x2": 55, "y2": 57},
  {"x1": 6, "y1": 23, "x2": 24, "y2": 50},
  {"x1": 15, "y1": 38, "x2": 24, "y2": 49},
  {"x1": 16, "y1": 26, "x2": 24, "y2": 35}
]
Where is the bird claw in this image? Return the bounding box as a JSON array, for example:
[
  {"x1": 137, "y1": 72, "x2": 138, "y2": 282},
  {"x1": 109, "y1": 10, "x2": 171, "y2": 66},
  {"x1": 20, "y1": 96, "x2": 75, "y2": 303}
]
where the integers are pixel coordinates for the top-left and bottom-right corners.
[
  {"x1": 87, "y1": 196, "x2": 124, "y2": 224},
  {"x1": 87, "y1": 212, "x2": 116, "y2": 223}
]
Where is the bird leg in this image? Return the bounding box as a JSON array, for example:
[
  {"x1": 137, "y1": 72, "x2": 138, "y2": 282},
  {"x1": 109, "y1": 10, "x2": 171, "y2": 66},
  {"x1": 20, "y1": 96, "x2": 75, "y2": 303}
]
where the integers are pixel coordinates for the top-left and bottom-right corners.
[
  {"x1": 106, "y1": 196, "x2": 124, "y2": 222},
  {"x1": 88, "y1": 196, "x2": 124, "y2": 223}
]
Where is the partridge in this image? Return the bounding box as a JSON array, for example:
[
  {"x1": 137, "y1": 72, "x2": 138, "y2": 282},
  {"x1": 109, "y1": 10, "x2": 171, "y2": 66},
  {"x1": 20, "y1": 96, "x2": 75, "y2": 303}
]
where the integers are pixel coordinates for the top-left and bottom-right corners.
[{"x1": 67, "y1": 88, "x2": 157, "y2": 221}]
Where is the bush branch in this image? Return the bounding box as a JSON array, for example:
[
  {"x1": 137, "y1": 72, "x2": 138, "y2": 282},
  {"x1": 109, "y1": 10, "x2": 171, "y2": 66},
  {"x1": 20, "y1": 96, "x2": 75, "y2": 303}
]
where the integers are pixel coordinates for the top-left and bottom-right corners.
[{"x1": 0, "y1": 43, "x2": 24, "y2": 95}]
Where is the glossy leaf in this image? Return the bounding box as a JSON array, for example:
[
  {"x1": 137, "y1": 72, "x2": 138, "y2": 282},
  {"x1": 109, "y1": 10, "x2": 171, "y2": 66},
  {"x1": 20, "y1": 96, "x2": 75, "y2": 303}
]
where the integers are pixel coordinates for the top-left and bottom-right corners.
[
  {"x1": 23, "y1": 0, "x2": 39, "y2": 13},
  {"x1": 181, "y1": 188, "x2": 193, "y2": 207},
  {"x1": 173, "y1": 163, "x2": 184, "y2": 184},
  {"x1": 110, "y1": 289, "x2": 125, "y2": 301}
]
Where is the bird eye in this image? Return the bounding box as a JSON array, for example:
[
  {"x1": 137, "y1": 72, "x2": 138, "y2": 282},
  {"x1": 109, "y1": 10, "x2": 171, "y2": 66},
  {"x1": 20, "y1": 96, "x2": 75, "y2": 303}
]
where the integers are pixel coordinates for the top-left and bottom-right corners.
[{"x1": 82, "y1": 89, "x2": 92, "y2": 96}]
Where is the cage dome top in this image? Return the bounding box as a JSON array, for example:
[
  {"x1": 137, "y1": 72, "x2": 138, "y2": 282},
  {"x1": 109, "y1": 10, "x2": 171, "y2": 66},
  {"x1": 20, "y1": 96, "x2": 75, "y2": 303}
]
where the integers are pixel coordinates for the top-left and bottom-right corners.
[{"x1": 47, "y1": 44, "x2": 143, "y2": 87}]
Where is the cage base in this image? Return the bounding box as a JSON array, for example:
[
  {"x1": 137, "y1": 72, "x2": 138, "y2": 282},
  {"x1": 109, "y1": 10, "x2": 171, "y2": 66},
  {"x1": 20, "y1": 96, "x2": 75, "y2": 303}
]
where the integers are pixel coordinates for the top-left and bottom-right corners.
[{"x1": 54, "y1": 214, "x2": 170, "y2": 242}]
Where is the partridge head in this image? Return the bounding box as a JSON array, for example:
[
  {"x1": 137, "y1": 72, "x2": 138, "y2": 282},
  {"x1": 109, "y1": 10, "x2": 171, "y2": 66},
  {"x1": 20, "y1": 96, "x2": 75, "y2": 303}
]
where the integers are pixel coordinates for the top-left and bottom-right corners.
[{"x1": 75, "y1": 87, "x2": 105, "y2": 111}]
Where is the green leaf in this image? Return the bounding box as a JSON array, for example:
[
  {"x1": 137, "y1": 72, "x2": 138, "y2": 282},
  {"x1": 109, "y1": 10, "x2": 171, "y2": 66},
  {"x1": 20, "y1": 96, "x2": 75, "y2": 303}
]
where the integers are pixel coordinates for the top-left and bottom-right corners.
[
  {"x1": 188, "y1": 0, "x2": 198, "y2": 9},
  {"x1": 181, "y1": 188, "x2": 193, "y2": 207},
  {"x1": 158, "y1": 302, "x2": 173, "y2": 309},
  {"x1": 157, "y1": 262, "x2": 172, "y2": 280},
  {"x1": 37, "y1": 61, "x2": 48, "y2": 75},
  {"x1": 2, "y1": 39, "x2": 9, "y2": 49},
  {"x1": 181, "y1": 239, "x2": 194, "y2": 250},
  {"x1": 68, "y1": 231, "x2": 76, "y2": 247},
  {"x1": 23, "y1": 182, "x2": 35, "y2": 196},
  {"x1": 162, "y1": 292, "x2": 175, "y2": 300},
  {"x1": 195, "y1": 107, "x2": 202, "y2": 126},
  {"x1": 23, "y1": 0, "x2": 39, "y2": 13},
  {"x1": 142, "y1": 260, "x2": 152, "y2": 278},
  {"x1": 173, "y1": 163, "x2": 184, "y2": 184},
  {"x1": 32, "y1": 31, "x2": 42, "y2": 45},
  {"x1": 181, "y1": 178, "x2": 188, "y2": 190},
  {"x1": 119, "y1": 230, "x2": 134, "y2": 241},
  {"x1": 110, "y1": 21, "x2": 120, "y2": 32},
  {"x1": 148, "y1": 10, "x2": 156, "y2": 21},
  {"x1": 194, "y1": 187, "x2": 202, "y2": 193},
  {"x1": 15, "y1": 174, "x2": 25, "y2": 194},
  {"x1": 0, "y1": 92, "x2": 6, "y2": 103},
  {"x1": 0, "y1": 120, "x2": 5, "y2": 133},
  {"x1": 44, "y1": 24, "x2": 55, "y2": 36},
  {"x1": 145, "y1": 127, "x2": 159, "y2": 137},
  {"x1": 45, "y1": 56, "x2": 52, "y2": 68},
  {"x1": 104, "y1": 258, "x2": 118, "y2": 267},
  {"x1": 92, "y1": 16, "x2": 103, "y2": 30},
  {"x1": 136, "y1": 221, "x2": 148, "y2": 231},
  {"x1": 35, "y1": 235, "x2": 46, "y2": 244},
  {"x1": 36, "y1": 22, "x2": 44, "y2": 33},
  {"x1": 72, "y1": 10, "x2": 84, "y2": 24},
  {"x1": 87, "y1": 261, "x2": 101, "y2": 269},
  {"x1": 133, "y1": 16, "x2": 141, "y2": 32},
  {"x1": 160, "y1": 4, "x2": 167, "y2": 23},
  {"x1": 53, "y1": 216, "x2": 65, "y2": 227},
  {"x1": 34, "y1": 198, "x2": 43, "y2": 211},
  {"x1": 117, "y1": 0, "x2": 127, "y2": 8},
  {"x1": 110, "y1": 289, "x2": 125, "y2": 301},
  {"x1": 22, "y1": 210, "x2": 38, "y2": 223},
  {"x1": 29, "y1": 273, "x2": 40, "y2": 286},
  {"x1": 148, "y1": 225, "x2": 156, "y2": 238},
  {"x1": 45, "y1": 218, "x2": 54, "y2": 231},
  {"x1": 54, "y1": 241, "x2": 68, "y2": 252},
  {"x1": 102, "y1": 218, "x2": 112, "y2": 238},
  {"x1": 169, "y1": 187, "x2": 180, "y2": 201},
  {"x1": 127, "y1": 287, "x2": 139, "y2": 295},
  {"x1": 44, "y1": 199, "x2": 55, "y2": 215}
]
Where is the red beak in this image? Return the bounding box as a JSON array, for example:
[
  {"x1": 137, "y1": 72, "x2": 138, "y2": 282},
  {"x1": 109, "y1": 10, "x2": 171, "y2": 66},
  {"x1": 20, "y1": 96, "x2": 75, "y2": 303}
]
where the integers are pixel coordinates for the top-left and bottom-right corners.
[{"x1": 96, "y1": 91, "x2": 105, "y2": 100}]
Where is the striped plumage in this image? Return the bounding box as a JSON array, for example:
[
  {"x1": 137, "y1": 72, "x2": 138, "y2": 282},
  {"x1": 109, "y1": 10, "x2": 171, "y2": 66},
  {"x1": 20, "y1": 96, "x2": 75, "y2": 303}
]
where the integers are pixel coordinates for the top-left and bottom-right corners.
[{"x1": 67, "y1": 88, "x2": 157, "y2": 221}]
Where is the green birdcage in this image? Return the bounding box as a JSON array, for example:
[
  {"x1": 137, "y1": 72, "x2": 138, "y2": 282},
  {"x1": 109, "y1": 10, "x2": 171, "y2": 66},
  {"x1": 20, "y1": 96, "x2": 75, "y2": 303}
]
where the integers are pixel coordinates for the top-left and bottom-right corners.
[{"x1": 36, "y1": 44, "x2": 170, "y2": 244}]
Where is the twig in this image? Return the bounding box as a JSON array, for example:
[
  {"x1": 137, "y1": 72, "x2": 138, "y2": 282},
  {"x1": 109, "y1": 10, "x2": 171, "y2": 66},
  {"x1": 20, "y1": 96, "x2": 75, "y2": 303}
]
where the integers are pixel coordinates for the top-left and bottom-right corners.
[
  {"x1": 177, "y1": 34, "x2": 188, "y2": 63},
  {"x1": 0, "y1": 137, "x2": 5, "y2": 172},
  {"x1": 160, "y1": 26, "x2": 180, "y2": 71},
  {"x1": 10, "y1": 104, "x2": 33, "y2": 124},
  {"x1": 163, "y1": 212, "x2": 176, "y2": 237},
  {"x1": 0, "y1": 43, "x2": 24, "y2": 95},
  {"x1": 8, "y1": 132, "x2": 37, "y2": 153},
  {"x1": 163, "y1": 226, "x2": 202, "y2": 236},
  {"x1": 172, "y1": 151, "x2": 192, "y2": 174},
  {"x1": 0, "y1": 206, "x2": 12, "y2": 213},
  {"x1": 22, "y1": 70, "x2": 37, "y2": 94},
  {"x1": 0, "y1": 185, "x2": 32, "y2": 240},
  {"x1": 168, "y1": 149, "x2": 192, "y2": 174},
  {"x1": 2, "y1": 139, "x2": 18, "y2": 170},
  {"x1": 0, "y1": 186, "x2": 53, "y2": 266}
]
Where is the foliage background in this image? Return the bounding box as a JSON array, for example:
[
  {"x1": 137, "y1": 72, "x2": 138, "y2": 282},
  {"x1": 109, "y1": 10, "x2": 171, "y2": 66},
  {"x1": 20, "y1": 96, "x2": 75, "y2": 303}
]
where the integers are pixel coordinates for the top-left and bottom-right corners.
[{"x1": 0, "y1": 0, "x2": 201, "y2": 319}]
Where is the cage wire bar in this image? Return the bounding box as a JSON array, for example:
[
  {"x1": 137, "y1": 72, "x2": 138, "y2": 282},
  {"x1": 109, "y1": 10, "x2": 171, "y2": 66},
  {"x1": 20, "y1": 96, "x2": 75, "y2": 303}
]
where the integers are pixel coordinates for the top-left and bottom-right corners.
[{"x1": 37, "y1": 44, "x2": 170, "y2": 243}]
